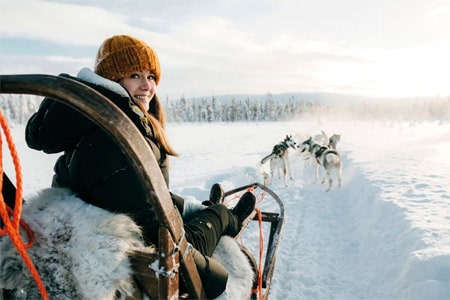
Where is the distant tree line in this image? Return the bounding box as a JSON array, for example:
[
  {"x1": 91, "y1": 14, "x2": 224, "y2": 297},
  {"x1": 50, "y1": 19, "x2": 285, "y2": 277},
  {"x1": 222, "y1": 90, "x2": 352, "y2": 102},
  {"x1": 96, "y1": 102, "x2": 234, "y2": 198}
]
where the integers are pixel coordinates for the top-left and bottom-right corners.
[
  {"x1": 1, "y1": 93, "x2": 449, "y2": 124},
  {"x1": 0, "y1": 94, "x2": 42, "y2": 124},
  {"x1": 165, "y1": 93, "x2": 317, "y2": 122},
  {"x1": 0, "y1": 93, "x2": 321, "y2": 124}
]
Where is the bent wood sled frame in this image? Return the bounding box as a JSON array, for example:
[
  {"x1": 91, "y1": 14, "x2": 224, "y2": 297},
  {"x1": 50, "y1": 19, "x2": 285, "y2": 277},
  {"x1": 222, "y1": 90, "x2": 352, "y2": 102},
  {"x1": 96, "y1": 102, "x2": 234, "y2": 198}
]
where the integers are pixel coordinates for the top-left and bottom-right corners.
[{"x1": 0, "y1": 74, "x2": 284, "y2": 299}]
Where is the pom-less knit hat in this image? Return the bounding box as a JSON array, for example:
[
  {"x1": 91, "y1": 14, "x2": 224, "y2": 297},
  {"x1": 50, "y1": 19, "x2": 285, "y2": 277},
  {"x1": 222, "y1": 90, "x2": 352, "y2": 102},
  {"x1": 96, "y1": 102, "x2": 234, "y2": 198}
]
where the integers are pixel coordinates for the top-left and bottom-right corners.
[{"x1": 94, "y1": 35, "x2": 161, "y2": 84}]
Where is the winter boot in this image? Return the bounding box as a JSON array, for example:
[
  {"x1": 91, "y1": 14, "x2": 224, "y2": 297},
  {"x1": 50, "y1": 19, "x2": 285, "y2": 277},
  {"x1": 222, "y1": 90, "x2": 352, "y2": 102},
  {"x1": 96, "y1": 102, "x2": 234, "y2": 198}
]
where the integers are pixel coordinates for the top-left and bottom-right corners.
[
  {"x1": 202, "y1": 183, "x2": 224, "y2": 206},
  {"x1": 210, "y1": 183, "x2": 225, "y2": 204},
  {"x1": 227, "y1": 191, "x2": 256, "y2": 237}
]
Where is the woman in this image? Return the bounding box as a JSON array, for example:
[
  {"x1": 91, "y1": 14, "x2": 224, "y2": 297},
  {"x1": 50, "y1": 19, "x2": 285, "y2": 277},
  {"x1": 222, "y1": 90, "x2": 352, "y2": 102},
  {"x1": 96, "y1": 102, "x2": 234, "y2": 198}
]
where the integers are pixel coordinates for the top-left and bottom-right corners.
[{"x1": 25, "y1": 34, "x2": 255, "y2": 297}]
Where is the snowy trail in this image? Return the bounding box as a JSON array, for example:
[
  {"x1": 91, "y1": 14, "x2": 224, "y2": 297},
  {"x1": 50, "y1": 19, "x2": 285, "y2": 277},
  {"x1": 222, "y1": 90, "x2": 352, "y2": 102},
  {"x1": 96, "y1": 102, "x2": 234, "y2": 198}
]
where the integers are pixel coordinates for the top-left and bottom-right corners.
[
  {"x1": 242, "y1": 154, "x2": 369, "y2": 299},
  {"x1": 169, "y1": 120, "x2": 449, "y2": 299}
]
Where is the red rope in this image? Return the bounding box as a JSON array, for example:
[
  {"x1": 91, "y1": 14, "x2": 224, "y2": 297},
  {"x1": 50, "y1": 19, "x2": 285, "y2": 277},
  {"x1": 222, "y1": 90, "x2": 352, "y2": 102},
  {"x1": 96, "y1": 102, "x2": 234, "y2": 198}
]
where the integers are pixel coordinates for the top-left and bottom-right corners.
[
  {"x1": 225, "y1": 174, "x2": 271, "y2": 299},
  {"x1": 258, "y1": 172, "x2": 269, "y2": 203},
  {"x1": 252, "y1": 172, "x2": 271, "y2": 299},
  {"x1": 256, "y1": 173, "x2": 270, "y2": 299},
  {"x1": 0, "y1": 109, "x2": 49, "y2": 300},
  {"x1": 256, "y1": 207, "x2": 264, "y2": 299}
]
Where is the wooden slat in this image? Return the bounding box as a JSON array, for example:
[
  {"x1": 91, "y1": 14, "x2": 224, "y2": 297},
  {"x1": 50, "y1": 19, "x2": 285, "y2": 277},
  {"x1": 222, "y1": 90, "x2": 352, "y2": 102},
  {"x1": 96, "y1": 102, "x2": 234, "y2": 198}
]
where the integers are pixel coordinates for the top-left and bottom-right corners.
[
  {"x1": 129, "y1": 246, "x2": 160, "y2": 298},
  {"x1": 158, "y1": 227, "x2": 180, "y2": 299}
]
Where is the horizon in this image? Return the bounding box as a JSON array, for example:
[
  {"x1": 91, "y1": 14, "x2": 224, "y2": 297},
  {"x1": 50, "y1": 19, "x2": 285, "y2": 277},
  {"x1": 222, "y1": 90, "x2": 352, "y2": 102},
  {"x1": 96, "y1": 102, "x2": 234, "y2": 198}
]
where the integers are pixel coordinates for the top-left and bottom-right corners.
[{"x1": 164, "y1": 90, "x2": 449, "y2": 102}]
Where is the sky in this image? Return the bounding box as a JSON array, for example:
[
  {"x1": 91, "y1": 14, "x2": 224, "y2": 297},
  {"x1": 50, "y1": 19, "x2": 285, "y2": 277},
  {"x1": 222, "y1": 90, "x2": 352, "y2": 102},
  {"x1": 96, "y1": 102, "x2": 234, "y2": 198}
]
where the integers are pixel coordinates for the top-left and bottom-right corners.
[
  {"x1": 2, "y1": 117, "x2": 449, "y2": 299},
  {"x1": 1, "y1": 0, "x2": 450, "y2": 100}
]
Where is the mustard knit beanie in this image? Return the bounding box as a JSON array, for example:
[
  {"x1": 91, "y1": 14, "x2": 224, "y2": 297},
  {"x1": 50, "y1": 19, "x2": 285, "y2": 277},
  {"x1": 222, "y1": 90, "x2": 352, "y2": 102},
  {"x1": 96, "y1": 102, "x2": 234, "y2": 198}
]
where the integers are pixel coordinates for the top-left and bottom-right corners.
[{"x1": 94, "y1": 35, "x2": 161, "y2": 84}]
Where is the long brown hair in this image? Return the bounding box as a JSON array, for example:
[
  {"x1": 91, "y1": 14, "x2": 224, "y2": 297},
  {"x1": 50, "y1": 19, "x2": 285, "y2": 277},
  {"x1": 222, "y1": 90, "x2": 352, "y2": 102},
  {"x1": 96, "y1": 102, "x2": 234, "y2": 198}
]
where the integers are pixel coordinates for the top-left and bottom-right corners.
[{"x1": 135, "y1": 95, "x2": 178, "y2": 157}]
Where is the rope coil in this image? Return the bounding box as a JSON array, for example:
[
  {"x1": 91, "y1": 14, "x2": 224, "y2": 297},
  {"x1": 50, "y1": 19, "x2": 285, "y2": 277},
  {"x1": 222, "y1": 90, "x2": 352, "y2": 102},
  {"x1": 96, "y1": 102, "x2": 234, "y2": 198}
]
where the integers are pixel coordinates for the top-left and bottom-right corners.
[{"x1": 0, "y1": 109, "x2": 49, "y2": 300}]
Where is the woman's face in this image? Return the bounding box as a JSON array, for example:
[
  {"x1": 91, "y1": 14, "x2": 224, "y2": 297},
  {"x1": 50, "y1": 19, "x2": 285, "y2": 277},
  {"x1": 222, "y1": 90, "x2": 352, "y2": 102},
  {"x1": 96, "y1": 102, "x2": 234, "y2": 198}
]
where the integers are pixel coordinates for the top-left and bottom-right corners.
[{"x1": 120, "y1": 71, "x2": 156, "y2": 111}]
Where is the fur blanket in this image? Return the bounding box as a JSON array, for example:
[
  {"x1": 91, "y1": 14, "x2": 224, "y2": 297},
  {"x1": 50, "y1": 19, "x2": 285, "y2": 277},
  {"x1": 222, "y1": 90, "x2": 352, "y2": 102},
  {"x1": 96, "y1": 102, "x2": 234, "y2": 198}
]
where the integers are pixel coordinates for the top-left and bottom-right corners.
[{"x1": 0, "y1": 188, "x2": 253, "y2": 299}]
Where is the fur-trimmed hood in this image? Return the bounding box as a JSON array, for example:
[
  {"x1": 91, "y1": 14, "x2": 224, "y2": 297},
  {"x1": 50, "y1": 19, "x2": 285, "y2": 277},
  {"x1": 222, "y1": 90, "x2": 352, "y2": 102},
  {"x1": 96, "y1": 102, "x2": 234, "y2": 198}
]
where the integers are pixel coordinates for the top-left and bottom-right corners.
[{"x1": 77, "y1": 67, "x2": 129, "y2": 98}]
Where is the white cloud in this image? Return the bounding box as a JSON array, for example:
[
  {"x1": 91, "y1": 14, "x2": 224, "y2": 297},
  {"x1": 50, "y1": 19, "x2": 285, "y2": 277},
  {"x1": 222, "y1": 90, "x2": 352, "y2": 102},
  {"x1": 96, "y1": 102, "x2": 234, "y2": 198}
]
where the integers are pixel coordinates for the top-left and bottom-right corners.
[
  {"x1": 0, "y1": 0, "x2": 144, "y2": 46},
  {"x1": 1, "y1": 0, "x2": 450, "y2": 98},
  {"x1": 0, "y1": 55, "x2": 90, "y2": 75}
]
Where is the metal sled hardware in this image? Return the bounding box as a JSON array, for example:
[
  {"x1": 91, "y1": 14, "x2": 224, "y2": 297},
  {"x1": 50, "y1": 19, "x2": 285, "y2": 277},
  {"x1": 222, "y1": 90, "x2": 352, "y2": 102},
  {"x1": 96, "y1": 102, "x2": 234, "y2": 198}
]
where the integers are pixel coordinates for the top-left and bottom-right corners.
[
  {"x1": 225, "y1": 182, "x2": 285, "y2": 298},
  {"x1": 0, "y1": 74, "x2": 284, "y2": 299}
]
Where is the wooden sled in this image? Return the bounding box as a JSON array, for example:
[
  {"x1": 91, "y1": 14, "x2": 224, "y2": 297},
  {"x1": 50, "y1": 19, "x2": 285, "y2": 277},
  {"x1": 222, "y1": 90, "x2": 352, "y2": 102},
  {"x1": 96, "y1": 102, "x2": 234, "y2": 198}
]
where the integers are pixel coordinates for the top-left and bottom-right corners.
[{"x1": 0, "y1": 74, "x2": 284, "y2": 299}]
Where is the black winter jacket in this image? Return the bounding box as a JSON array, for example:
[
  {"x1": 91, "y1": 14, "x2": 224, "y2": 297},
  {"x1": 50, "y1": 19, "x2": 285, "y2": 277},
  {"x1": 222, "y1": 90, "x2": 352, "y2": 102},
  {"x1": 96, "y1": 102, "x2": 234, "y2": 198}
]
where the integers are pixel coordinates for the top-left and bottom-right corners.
[{"x1": 26, "y1": 68, "x2": 173, "y2": 244}]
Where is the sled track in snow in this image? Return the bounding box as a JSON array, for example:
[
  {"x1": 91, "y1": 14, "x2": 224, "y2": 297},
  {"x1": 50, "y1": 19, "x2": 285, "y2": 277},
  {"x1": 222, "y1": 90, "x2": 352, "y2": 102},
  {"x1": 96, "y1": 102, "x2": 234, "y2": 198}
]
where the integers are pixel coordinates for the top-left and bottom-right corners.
[{"x1": 241, "y1": 153, "x2": 424, "y2": 299}]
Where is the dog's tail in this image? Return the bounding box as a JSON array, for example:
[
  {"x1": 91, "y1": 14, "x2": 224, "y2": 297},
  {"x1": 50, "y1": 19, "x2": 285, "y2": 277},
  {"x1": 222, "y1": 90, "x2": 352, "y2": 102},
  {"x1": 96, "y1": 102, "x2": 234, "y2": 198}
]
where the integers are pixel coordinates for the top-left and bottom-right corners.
[
  {"x1": 261, "y1": 153, "x2": 274, "y2": 164},
  {"x1": 325, "y1": 152, "x2": 340, "y2": 165},
  {"x1": 321, "y1": 130, "x2": 329, "y2": 146}
]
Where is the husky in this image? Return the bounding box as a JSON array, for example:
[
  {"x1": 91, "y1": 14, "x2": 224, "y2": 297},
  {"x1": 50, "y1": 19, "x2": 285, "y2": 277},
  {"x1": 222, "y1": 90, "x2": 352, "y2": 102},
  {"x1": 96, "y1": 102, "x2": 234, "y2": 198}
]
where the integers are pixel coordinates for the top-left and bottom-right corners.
[
  {"x1": 328, "y1": 133, "x2": 341, "y2": 150},
  {"x1": 321, "y1": 130, "x2": 341, "y2": 150},
  {"x1": 299, "y1": 130, "x2": 340, "y2": 167},
  {"x1": 313, "y1": 130, "x2": 329, "y2": 145},
  {"x1": 299, "y1": 137, "x2": 342, "y2": 191},
  {"x1": 261, "y1": 135, "x2": 298, "y2": 186}
]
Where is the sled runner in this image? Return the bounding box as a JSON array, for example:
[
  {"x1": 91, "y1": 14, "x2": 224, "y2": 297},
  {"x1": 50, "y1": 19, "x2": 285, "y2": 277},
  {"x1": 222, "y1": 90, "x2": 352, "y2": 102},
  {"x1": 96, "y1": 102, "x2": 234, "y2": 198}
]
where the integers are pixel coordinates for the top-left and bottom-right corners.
[{"x1": 0, "y1": 74, "x2": 284, "y2": 299}]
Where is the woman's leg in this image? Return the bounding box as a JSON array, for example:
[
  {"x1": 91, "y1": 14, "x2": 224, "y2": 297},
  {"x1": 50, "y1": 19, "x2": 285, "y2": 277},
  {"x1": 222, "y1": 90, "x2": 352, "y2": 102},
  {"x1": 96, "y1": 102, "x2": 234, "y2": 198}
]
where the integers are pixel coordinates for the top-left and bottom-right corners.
[
  {"x1": 184, "y1": 204, "x2": 233, "y2": 256},
  {"x1": 184, "y1": 191, "x2": 256, "y2": 256}
]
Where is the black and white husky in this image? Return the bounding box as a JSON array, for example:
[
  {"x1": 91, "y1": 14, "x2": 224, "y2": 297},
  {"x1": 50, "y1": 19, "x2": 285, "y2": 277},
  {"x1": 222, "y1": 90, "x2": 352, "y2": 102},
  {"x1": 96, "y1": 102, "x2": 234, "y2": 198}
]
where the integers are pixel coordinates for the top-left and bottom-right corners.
[
  {"x1": 261, "y1": 135, "x2": 298, "y2": 186},
  {"x1": 300, "y1": 137, "x2": 342, "y2": 191},
  {"x1": 301, "y1": 130, "x2": 340, "y2": 166}
]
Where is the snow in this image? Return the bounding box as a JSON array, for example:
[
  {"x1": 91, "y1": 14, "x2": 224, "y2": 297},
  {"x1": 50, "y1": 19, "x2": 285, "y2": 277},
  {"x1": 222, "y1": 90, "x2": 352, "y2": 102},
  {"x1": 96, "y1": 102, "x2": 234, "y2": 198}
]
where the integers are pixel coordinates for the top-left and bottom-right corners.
[{"x1": 2, "y1": 118, "x2": 450, "y2": 300}]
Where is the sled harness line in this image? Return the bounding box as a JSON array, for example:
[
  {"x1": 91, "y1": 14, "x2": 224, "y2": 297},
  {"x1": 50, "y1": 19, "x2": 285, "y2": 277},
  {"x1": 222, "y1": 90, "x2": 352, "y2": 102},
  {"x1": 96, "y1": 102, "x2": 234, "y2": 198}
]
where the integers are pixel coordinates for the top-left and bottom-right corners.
[
  {"x1": 237, "y1": 185, "x2": 264, "y2": 299},
  {"x1": 0, "y1": 110, "x2": 49, "y2": 300},
  {"x1": 252, "y1": 172, "x2": 270, "y2": 299},
  {"x1": 225, "y1": 176, "x2": 271, "y2": 299},
  {"x1": 253, "y1": 207, "x2": 264, "y2": 300},
  {"x1": 259, "y1": 172, "x2": 269, "y2": 200},
  {"x1": 222, "y1": 184, "x2": 265, "y2": 299}
]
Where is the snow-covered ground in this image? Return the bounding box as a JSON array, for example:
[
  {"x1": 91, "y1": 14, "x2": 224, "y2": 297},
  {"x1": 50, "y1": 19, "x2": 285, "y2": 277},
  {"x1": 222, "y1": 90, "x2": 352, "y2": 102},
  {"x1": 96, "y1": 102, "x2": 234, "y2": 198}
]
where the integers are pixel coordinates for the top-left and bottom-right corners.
[{"x1": 2, "y1": 118, "x2": 450, "y2": 300}]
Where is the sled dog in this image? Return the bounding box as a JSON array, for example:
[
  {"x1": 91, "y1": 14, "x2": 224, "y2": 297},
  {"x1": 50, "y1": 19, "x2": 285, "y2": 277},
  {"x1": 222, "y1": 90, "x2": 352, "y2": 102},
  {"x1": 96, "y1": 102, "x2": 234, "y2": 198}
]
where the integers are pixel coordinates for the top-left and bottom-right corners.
[
  {"x1": 261, "y1": 135, "x2": 297, "y2": 186},
  {"x1": 313, "y1": 130, "x2": 329, "y2": 145},
  {"x1": 328, "y1": 133, "x2": 341, "y2": 150},
  {"x1": 302, "y1": 131, "x2": 341, "y2": 166},
  {"x1": 321, "y1": 130, "x2": 341, "y2": 150},
  {"x1": 300, "y1": 137, "x2": 342, "y2": 191}
]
